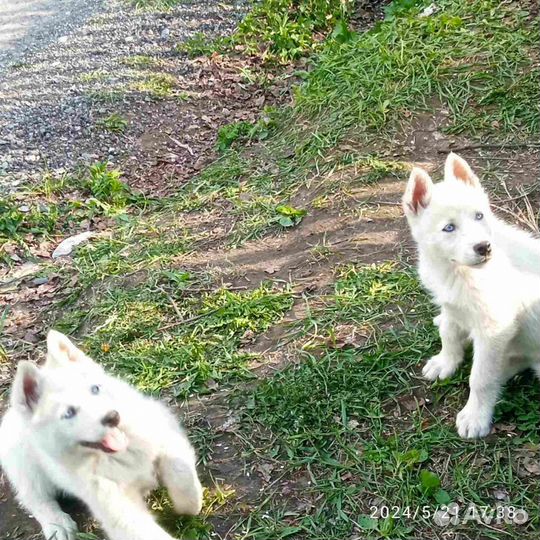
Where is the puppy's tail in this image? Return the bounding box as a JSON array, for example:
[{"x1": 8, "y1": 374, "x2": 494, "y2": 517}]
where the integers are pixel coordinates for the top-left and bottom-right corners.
[{"x1": 494, "y1": 220, "x2": 540, "y2": 276}]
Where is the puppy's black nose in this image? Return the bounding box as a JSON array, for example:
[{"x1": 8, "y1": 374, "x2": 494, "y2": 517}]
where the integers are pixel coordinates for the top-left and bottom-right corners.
[
  {"x1": 101, "y1": 410, "x2": 120, "y2": 427},
  {"x1": 473, "y1": 241, "x2": 491, "y2": 257}
]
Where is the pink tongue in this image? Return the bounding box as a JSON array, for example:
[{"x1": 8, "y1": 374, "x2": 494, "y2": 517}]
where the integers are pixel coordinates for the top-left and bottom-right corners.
[{"x1": 101, "y1": 428, "x2": 128, "y2": 452}]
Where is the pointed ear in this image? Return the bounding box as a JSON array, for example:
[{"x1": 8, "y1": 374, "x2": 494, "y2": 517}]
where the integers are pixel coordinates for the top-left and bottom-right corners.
[
  {"x1": 403, "y1": 167, "x2": 433, "y2": 216},
  {"x1": 11, "y1": 361, "x2": 42, "y2": 412},
  {"x1": 444, "y1": 152, "x2": 481, "y2": 188},
  {"x1": 45, "y1": 330, "x2": 94, "y2": 369}
]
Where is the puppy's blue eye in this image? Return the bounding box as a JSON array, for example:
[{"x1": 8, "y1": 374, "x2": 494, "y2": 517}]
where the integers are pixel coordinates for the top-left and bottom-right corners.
[
  {"x1": 443, "y1": 223, "x2": 455, "y2": 232},
  {"x1": 475, "y1": 212, "x2": 484, "y2": 220},
  {"x1": 63, "y1": 406, "x2": 77, "y2": 420},
  {"x1": 90, "y1": 384, "x2": 101, "y2": 395}
]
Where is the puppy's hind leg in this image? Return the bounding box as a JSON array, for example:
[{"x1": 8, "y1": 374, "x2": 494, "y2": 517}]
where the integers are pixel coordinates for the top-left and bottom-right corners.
[
  {"x1": 423, "y1": 310, "x2": 468, "y2": 381},
  {"x1": 158, "y1": 435, "x2": 203, "y2": 516}
]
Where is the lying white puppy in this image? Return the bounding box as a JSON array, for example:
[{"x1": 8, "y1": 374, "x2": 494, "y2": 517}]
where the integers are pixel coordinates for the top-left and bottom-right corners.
[
  {"x1": 0, "y1": 330, "x2": 203, "y2": 540},
  {"x1": 403, "y1": 153, "x2": 540, "y2": 438}
]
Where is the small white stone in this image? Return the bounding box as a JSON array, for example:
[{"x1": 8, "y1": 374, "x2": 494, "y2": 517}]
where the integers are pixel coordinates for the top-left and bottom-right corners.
[{"x1": 52, "y1": 232, "x2": 94, "y2": 258}]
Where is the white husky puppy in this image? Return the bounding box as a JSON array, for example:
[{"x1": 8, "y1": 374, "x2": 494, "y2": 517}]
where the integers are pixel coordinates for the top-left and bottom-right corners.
[
  {"x1": 403, "y1": 153, "x2": 540, "y2": 439},
  {"x1": 0, "y1": 330, "x2": 203, "y2": 540}
]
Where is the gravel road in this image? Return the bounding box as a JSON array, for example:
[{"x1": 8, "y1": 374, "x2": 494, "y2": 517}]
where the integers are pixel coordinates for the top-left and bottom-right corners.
[
  {"x1": 0, "y1": 0, "x2": 104, "y2": 71},
  {"x1": 0, "y1": 0, "x2": 247, "y2": 195}
]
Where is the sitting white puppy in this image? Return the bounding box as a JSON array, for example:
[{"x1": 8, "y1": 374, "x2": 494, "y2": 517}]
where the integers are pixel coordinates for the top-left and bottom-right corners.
[
  {"x1": 0, "y1": 330, "x2": 203, "y2": 540},
  {"x1": 403, "y1": 153, "x2": 540, "y2": 439}
]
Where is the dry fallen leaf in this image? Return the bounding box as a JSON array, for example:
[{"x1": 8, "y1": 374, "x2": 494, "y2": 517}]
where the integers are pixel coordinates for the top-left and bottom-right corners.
[
  {"x1": 326, "y1": 324, "x2": 369, "y2": 349},
  {"x1": 240, "y1": 329, "x2": 256, "y2": 343},
  {"x1": 256, "y1": 463, "x2": 274, "y2": 483},
  {"x1": 263, "y1": 264, "x2": 279, "y2": 275},
  {"x1": 399, "y1": 395, "x2": 426, "y2": 412},
  {"x1": 492, "y1": 488, "x2": 509, "y2": 501},
  {"x1": 523, "y1": 457, "x2": 540, "y2": 476},
  {"x1": 23, "y1": 330, "x2": 40, "y2": 344},
  {"x1": 494, "y1": 422, "x2": 517, "y2": 433}
]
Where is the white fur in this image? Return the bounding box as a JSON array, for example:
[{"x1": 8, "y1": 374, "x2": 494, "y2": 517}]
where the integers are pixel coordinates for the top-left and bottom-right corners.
[
  {"x1": 0, "y1": 330, "x2": 203, "y2": 540},
  {"x1": 403, "y1": 153, "x2": 540, "y2": 439}
]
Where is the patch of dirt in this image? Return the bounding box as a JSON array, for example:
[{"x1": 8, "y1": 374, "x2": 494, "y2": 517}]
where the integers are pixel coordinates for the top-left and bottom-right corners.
[
  {"x1": 119, "y1": 53, "x2": 295, "y2": 196},
  {"x1": 350, "y1": 0, "x2": 392, "y2": 30},
  {"x1": 182, "y1": 392, "x2": 320, "y2": 539},
  {"x1": 186, "y1": 403, "x2": 266, "y2": 538},
  {"x1": 178, "y1": 182, "x2": 405, "y2": 288}
]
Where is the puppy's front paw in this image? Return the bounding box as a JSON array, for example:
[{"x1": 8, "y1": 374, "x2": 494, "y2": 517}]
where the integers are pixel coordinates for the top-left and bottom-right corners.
[
  {"x1": 172, "y1": 496, "x2": 203, "y2": 516},
  {"x1": 170, "y1": 477, "x2": 203, "y2": 516},
  {"x1": 456, "y1": 405, "x2": 491, "y2": 439},
  {"x1": 42, "y1": 512, "x2": 77, "y2": 540},
  {"x1": 422, "y1": 353, "x2": 459, "y2": 381}
]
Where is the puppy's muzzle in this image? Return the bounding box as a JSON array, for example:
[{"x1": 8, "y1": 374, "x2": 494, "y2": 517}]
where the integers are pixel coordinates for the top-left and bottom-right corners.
[
  {"x1": 101, "y1": 410, "x2": 120, "y2": 427},
  {"x1": 473, "y1": 241, "x2": 491, "y2": 258}
]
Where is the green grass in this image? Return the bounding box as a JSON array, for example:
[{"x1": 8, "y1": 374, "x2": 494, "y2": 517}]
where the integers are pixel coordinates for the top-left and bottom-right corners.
[
  {"x1": 83, "y1": 65, "x2": 185, "y2": 104},
  {"x1": 0, "y1": 164, "x2": 137, "y2": 267},
  {"x1": 97, "y1": 113, "x2": 128, "y2": 133},
  {"x1": 315, "y1": 262, "x2": 430, "y2": 330},
  {"x1": 236, "y1": 0, "x2": 353, "y2": 61},
  {"x1": 216, "y1": 111, "x2": 278, "y2": 153},
  {"x1": 149, "y1": 481, "x2": 236, "y2": 540},
  {"x1": 0, "y1": 198, "x2": 62, "y2": 247},
  {"x1": 166, "y1": 148, "x2": 314, "y2": 246},
  {"x1": 122, "y1": 54, "x2": 163, "y2": 68},
  {"x1": 182, "y1": 0, "x2": 355, "y2": 63},
  {"x1": 235, "y1": 263, "x2": 540, "y2": 539},
  {"x1": 68, "y1": 213, "x2": 191, "y2": 288},
  {"x1": 36, "y1": 172, "x2": 72, "y2": 197},
  {"x1": 219, "y1": 0, "x2": 537, "y2": 199},
  {"x1": 56, "y1": 280, "x2": 293, "y2": 395},
  {"x1": 170, "y1": 145, "x2": 410, "y2": 246},
  {"x1": 84, "y1": 162, "x2": 132, "y2": 208},
  {"x1": 86, "y1": 89, "x2": 126, "y2": 104},
  {"x1": 80, "y1": 69, "x2": 109, "y2": 83},
  {"x1": 178, "y1": 32, "x2": 227, "y2": 58},
  {"x1": 129, "y1": 0, "x2": 183, "y2": 10},
  {"x1": 296, "y1": 0, "x2": 539, "y2": 136},
  {"x1": 173, "y1": 0, "x2": 539, "y2": 246},
  {"x1": 132, "y1": 73, "x2": 187, "y2": 100}
]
